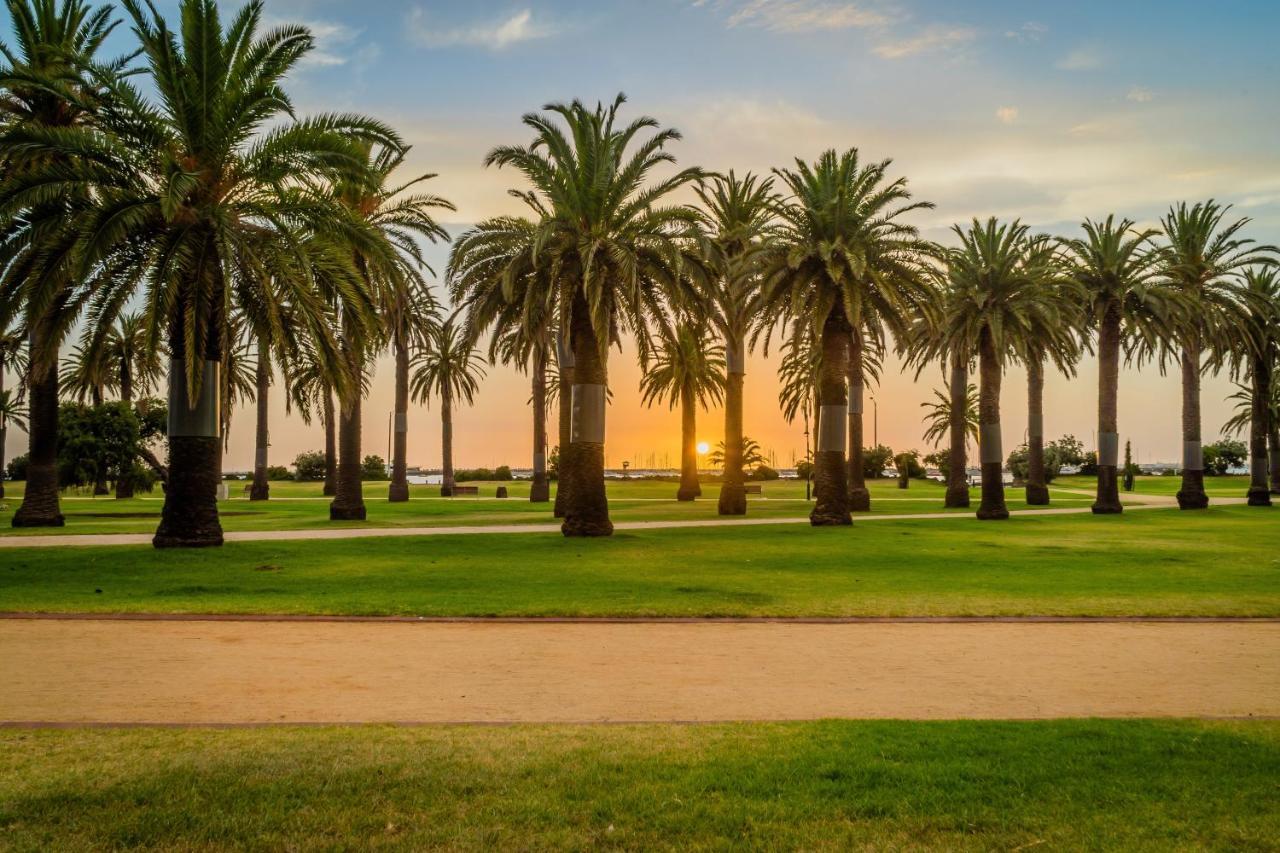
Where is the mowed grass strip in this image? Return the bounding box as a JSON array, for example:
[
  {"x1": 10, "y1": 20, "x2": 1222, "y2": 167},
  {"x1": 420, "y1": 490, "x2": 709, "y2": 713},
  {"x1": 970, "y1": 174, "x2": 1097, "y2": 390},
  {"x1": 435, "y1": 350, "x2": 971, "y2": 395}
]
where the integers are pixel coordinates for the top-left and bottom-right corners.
[
  {"x1": 1, "y1": 506, "x2": 1276, "y2": 617},
  {"x1": 1, "y1": 720, "x2": 1276, "y2": 851}
]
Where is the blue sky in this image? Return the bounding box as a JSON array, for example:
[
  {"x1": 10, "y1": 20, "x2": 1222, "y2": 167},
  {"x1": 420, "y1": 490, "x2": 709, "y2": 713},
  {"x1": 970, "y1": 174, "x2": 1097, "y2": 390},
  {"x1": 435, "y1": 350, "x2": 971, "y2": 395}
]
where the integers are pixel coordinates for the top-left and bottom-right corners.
[{"x1": 41, "y1": 1, "x2": 1280, "y2": 469}]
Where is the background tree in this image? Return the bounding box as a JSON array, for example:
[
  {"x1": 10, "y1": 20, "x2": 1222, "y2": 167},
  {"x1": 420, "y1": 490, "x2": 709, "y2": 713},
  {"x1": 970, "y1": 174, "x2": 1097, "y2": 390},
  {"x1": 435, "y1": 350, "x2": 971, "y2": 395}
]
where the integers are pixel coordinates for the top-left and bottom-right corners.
[
  {"x1": 1060, "y1": 216, "x2": 1168, "y2": 514},
  {"x1": 485, "y1": 94, "x2": 703, "y2": 536},
  {"x1": 757, "y1": 149, "x2": 933, "y2": 524},
  {"x1": 695, "y1": 171, "x2": 775, "y2": 515},
  {"x1": 1227, "y1": 267, "x2": 1279, "y2": 505},
  {"x1": 921, "y1": 383, "x2": 978, "y2": 450},
  {"x1": 938, "y1": 219, "x2": 1062, "y2": 520},
  {"x1": 1159, "y1": 201, "x2": 1274, "y2": 510},
  {"x1": 0, "y1": 325, "x2": 25, "y2": 498},
  {"x1": 709, "y1": 436, "x2": 764, "y2": 471},
  {"x1": 639, "y1": 323, "x2": 726, "y2": 501},
  {"x1": 411, "y1": 314, "x2": 485, "y2": 496}
]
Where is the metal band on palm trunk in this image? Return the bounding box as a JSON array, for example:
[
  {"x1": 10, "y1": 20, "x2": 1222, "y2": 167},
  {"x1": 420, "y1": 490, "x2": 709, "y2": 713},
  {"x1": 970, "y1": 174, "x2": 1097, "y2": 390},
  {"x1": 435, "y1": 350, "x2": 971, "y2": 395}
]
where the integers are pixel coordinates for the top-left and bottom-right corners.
[
  {"x1": 168, "y1": 358, "x2": 220, "y2": 438},
  {"x1": 1027, "y1": 413, "x2": 1043, "y2": 441},
  {"x1": 725, "y1": 338, "x2": 746, "y2": 375},
  {"x1": 395, "y1": 413, "x2": 408, "y2": 433},
  {"x1": 571, "y1": 384, "x2": 606, "y2": 443},
  {"x1": 817, "y1": 405, "x2": 847, "y2": 451},
  {"x1": 255, "y1": 447, "x2": 267, "y2": 467},
  {"x1": 1182, "y1": 440, "x2": 1202, "y2": 471},
  {"x1": 979, "y1": 423, "x2": 1003, "y2": 465},
  {"x1": 556, "y1": 331, "x2": 575, "y2": 370},
  {"x1": 533, "y1": 452, "x2": 546, "y2": 472},
  {"x1": 1097, "y1": 432, "x2": 1119, "y2": 467},
  {"x1": 848, "y1": 382, "x2": 863, "y2": 415}
]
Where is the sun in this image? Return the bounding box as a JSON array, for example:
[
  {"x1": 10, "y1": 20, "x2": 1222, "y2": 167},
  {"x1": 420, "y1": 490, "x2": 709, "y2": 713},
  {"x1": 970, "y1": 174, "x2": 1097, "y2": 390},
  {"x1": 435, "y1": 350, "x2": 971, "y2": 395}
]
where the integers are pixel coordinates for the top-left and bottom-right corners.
[{"x1": 696, "y1": 441, "x2": 710, "y2": 455}]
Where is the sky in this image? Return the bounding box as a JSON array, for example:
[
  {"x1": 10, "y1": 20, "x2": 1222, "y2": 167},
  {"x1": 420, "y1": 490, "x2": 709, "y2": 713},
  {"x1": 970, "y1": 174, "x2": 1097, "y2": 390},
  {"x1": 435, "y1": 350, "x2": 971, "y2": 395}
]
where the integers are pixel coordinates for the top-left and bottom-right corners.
[{"x1": 6, "y1": 0, "x2": 1280, "y2": 471}]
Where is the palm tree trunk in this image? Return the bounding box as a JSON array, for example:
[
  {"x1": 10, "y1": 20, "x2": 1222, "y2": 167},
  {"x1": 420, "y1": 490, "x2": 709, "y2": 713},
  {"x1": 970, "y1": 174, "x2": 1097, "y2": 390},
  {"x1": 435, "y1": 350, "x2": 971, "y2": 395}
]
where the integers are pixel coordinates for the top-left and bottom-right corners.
[
  {"x1": 388, "y1": 332, "x2": 410, "y2": 502},
  {"x1": 1247, "y1": 354, "x2": 1273, "y2": 506},
  {"x1": 846, "y1": 327, "x2": 870, "y2": 512},
  {"x1": 945, "y1": 351, "x2": 970, "y2": 508},
  {"x1": 1025, "y1": 355, "x2": 1049, "y2": 505},
  {"x1": 12, "y1": 333, "x2": 63, "y2": 527},
  {"x1": 90, "y1": 383, "x2": 110, "y2": 496},
  {"x1": 249, "y1": 337, "x2": 270, "y2": 501},
  {"x1": 561, "y1": 290, "x2": 612, "y2": 536},
  {"x1": 0, "y1": 356, "x2": 6, "y2": 501},
  {"x1": 811, "y1": 307, "x2": 851, "y2": 526},
  {"x1": 330, "y1": 310, "x2": 366, "y2": 521},
  {"x1": 1092, "y1": 301, "x2": 1123, "y2": 514},
  {"x1": 530, "y1": 346, "x2": 550, "y2": 503},
  {"x1": 676, "y1": 385, "x2": 699, "y2": 501},
  {"x1": 717, "y1": 333, "x2": 747, "y2": 515},
  {"x1": 1270, "y1": 416, "x2": 1280, "y2": 497},
  {"x1": 115, "y1": 360, "x2": 135, "y2": 499},
  {"x1": 153, "y1": 307, "x2": 223, "y2": 548},
  {"x1": 322, "y1": 391, "x2": 337, "y2": 497},
  {"x1": 439, "y1": 388, "x2": 455, "y2": 497},
  {"x1": 1176, "y1": 340, "x2": 1209, "y2": 509},
  {"x1": 553, "y1": 330, "x2": 573, "y2": 517},
  {"x1": 976, "y1": 328, "x2": 1008, "y2": 520}
]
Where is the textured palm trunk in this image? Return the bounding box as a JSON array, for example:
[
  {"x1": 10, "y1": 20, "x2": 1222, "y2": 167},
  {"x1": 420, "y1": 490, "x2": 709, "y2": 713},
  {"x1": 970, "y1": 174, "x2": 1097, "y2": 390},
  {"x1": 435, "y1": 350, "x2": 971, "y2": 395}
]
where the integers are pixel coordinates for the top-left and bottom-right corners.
[
  {"x1": 561, "y1": 291, "x2": 612, "y2": 536},
  {"x1": 553, "y1": 331, "x2": 574, "y2": 518},
  {"x1": 811, "y1": 307, "x2": 851, "y2": 526},
  {"x1": 976, "y1": 328, "x2": 1008, "y2": 520},
  {"x1": 1270, "y1": 418, "x2": 1280, "y2": 496},
  {"x1": 154, "y1": 310, "x2": 224, "y2": 548},
  {"x1": 529, "y1": 347, "x2": 550, "y2": 503},
  {"x1": 249, "y1": 338, "x2": 271, "y2": 501},
  {"x1": 717, "y1": 335, "x2": 747, "y2": 515},
  {"x1": 439, "y1": 388, "x2": 455, "y2": 497},
  {"x1": 846, "y1": 327, "x2": 870, "y2": 512},
  {"x1": 1247, "y1": 354, "x2": 1273, "y2": 506},
  {"x1": 1176, "y1": 341, "x2": 1209, "y2": 509},
  {"x1": 1092, "y1": 301, "x2": 1123, "y2": 514},
  {"x1": 388, "y1": 333, "x2": 410, "y2": 502},
  {"x1": 330, "y1": 311, "x2": 366, "y2": 520},
  {"x1": 1025, "y1": 355, "x2": 1049, "y2": 505},
  {"x1": 676, "y1": 386, "x2": 699, "y2": 501},
  {"x1": 945, "y1": 352, "x2": 970, "y2": 508},
  {"x1": 322, "y1": 392, "x2": 337, "y2": 497},
  {"x1": 115, "y1": 360, "x2": 135, "y2": 499}
]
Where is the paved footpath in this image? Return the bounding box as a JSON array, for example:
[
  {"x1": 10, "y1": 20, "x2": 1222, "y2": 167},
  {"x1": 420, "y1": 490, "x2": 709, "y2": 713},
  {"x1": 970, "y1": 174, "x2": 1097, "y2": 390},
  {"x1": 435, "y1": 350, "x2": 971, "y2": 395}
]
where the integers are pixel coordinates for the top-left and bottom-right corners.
[
  {"x1": 2, "y1": 617, "x2": 1275, "y2": 725},
  {"x1": 0, "y1": 493, "x2": 1240, "y2": 549}
]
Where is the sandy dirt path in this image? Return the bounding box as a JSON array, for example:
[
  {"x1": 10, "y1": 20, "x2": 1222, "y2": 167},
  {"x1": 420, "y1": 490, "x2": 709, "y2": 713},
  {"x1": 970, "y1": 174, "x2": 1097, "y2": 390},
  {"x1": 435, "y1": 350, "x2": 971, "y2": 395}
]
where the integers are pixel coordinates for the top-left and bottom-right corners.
[{"x1": 2, "y1": 619, "x2": 1275, "y2": 724}]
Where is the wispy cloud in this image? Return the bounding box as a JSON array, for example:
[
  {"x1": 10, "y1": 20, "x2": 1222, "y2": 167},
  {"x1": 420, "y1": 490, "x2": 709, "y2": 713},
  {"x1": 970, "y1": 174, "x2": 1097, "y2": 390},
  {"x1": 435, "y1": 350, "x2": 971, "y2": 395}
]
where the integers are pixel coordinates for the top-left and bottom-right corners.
[
  {"x1": 694, "y1": 0, "x2": 890, "y2": 33},
  {"x1": 266, "y1": 18, "x2": 362, "y2": 67},
  {"x1": 995, "y1": 106, "x2": 1019, "y2": 124},
  {"x1": 1004, "y1": 21, "x2": 1047, "y2": 42},
  {"x1": 407, "y1": 8, "x2": 557, "y2": 50},
  {"x1": 873, "y1": 26, "x2": 976, "y2": 59},
  {"x1": 1056, "y1": 46, "x2": 1103, "y2": 71},
  {"x1": 1126, "y1": 86, "x2": 1154, "y2": 103}
]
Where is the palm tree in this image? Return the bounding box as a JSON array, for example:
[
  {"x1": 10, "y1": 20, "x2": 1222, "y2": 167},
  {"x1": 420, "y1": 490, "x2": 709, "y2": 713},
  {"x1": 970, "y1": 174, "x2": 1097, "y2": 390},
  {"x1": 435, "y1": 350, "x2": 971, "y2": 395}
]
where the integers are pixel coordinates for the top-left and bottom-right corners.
[
  {"x1": 709, "y1": 436, "x2": 764, "y2": 471},
  {"x1": 59, "y1": 341, "x2": 112, "y2": 493},
  {"x1": 25, "y1": 0, "x2": 404, "y2": 545},
  {"x1": 695, "y1": 171, "x2": 776, "y2": 515},
  {"x1": 1222, "y1": 381, "x2": 1280, "y2": 498},
  {"x1": 0, "y1": 325, "x2": 25, "y2": 499},
  {"x1": 1060, "y1": 216, "x2": 1169, "y2": 514},
  {"x1": 0, "y1": 0, "x2": 125, "y2": 527},
  {"x1": 939, "y1": 219, "x2": 1063, "y2": 520},
  {"x1": 756, "y1": 149, "x2": 933, "y2": 524},
  {"x1": 639, "y1": 323, "x2": 726, "y2": 500},
  {"x1": 449, "y1": 215, "x2": 557, "y2": 504},
  {"x1": 411, "y1": 314, "x2": 485, "y2": 496},
  {"x1": 1229, "y1": 267, "x2": 1279, "y2": 506},
  {"x1": 775, "y1": 319, "x2": 820, "y2": 498},
  {"x1": 387, "y1": 281, "x2": 440, "y2": 502},
  {"x1": 1159, "y1": 201, "x2": 1275, "y2": 510},
  {"x1": 485, "y1": 94, "x2": 704, "y2": 536},
  {"x1": 921, "y1": 382, "x2": 978, "y2": 450},
  {"x1": 283, "y1": 343, "x2": 337, "y2": 494},
  {"x1": 1018, "y1": 281, "x2": 1083, "y2": 506}
]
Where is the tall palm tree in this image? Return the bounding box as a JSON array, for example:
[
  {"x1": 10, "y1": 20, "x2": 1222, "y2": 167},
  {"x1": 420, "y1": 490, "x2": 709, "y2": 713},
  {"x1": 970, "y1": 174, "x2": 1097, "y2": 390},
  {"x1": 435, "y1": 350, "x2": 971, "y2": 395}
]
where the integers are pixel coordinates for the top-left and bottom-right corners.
[
  {"x1": 921, "y1": 382, "x2": 978, "y2": 450},
  {"x1": 695, "y1": 171, "x2": 776, "y2": 515},
  {"x1": 1229, "y1": 267, "x2": 1279, "y2": 506},
  {"x1": 1018, "y1": 279, "x2": 1083, "y2": 506},
  {"x1": 639, "y1": 323, "x2": 726, "y2": 501},
  {"x1": 247, "y1": 332, "x2": 272, "y2": 500},
  {"x1": 756, "y1": 149, "x2": 933, "y2": 525},
  {"x1": 449, "y1": 215, "x2": 557, "y2": 504},
  {"x1": 0, "y1": 0, "x2": 125, "y2": 527},
  {"x1": 283, "y1": 343, "x2": 337, "y2": 494},
  {"x1": 938, "y1": 219, "x2": 1063, "y2": 520},
  {"x1": 0, "y1": 325, "x2": 25, "y2": 498},
  {"x1": 411, "y1": 314, "x2": 485, "y2": 496},
  {"x1": 1160, "y1": 201, "x2": 1274, "y2": 510},
  {"x1": 1060, "y1": 216, "x2": 1169, "y2": 514},
  {"x1": 485, "y1": 94, "x2": 704, "y2": 536},
  {"x1": 387, "y1": 280, "x2": 440, "y2": 502}
]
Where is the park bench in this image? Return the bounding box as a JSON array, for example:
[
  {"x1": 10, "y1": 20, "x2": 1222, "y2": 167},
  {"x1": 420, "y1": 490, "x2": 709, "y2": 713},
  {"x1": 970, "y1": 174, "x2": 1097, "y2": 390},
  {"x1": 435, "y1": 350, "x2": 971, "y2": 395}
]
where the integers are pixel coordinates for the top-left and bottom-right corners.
[
  {"x1": 451, "y1": 485, "x2": 480, "y2": 496},
  {"x1": 744, "y1": 484, "x2": 763, "y2": 495}
]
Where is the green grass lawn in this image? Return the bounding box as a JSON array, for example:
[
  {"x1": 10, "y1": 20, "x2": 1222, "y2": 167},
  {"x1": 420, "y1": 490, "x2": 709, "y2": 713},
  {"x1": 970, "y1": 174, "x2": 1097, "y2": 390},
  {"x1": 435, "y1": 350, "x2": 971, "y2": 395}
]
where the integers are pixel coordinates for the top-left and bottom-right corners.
[
  {"x1": 1056, "y1": 473, "x2": 1255, "y2": 497},
  {"x1": 1, "y1": 720, "x2": 1275, "y2": 850},
  {"x1": 2, "y1": 505, "x2": 1276, "y2": 617},
  {"x1": 0, "y1": 477, "x2": 1122, "y2": 536}
]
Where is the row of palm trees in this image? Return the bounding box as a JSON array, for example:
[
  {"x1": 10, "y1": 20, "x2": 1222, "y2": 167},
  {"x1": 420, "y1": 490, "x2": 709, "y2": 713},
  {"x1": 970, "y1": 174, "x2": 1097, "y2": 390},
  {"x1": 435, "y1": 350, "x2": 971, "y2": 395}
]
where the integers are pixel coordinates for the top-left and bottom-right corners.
[{"x1": 2, "y1": 1, "x2": 1276, "y2": 548}]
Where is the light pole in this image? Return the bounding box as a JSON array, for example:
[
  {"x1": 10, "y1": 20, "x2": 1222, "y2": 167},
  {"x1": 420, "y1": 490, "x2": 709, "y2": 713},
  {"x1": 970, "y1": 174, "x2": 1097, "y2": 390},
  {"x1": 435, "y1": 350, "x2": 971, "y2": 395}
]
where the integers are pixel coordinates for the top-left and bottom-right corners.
[
  {"x1": 870, "y1": 394, "x2": 878, "y2": 447},
  {"x1": 803, "y1": 409, "x2": 812, "y2": 502}
]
